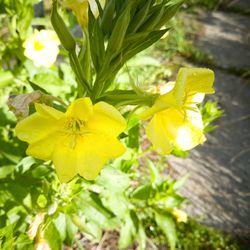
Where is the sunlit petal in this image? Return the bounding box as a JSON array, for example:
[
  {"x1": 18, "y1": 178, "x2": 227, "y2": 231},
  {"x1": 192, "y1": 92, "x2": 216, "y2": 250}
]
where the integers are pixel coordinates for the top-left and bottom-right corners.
[
  {"x1": 66, "y1": 97, "x2": 93, "y2": 121},
  {"x1": 140, "y1": 92, "x2": 177, "y2": 120},
  {"x1": 15, "y1": 113, "x2": 61, "y2": 144},
  {"x1": 160, "y1": 108, "x2": 205, "y2": 151},
  {"x1": 35, "y1": 103, "x2": 64, "y2": 120},
  {"x1": 87, "y1": 101, "x2": 126, "y2": 136},
  {"x1": 26, "y1": 132, "x2": 61, "y2": 161},
  {"x1": 174, "y1": 67, "x2": 214, "y2": 104},
  {"x1": 77, "y1": 134, "x2": 125, "y2": 180},
  {"x1": 146, "y1": 114, "x2": 173, "y2": 154},
  {"x1": 52, "y1": 135, "x2": 78, "y2": 182}
]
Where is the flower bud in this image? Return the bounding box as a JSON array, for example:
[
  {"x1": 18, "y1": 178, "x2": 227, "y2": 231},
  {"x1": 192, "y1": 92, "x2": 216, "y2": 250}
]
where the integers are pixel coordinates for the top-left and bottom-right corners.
[{"x1": 51, "y1": 0, "x2": 76, "y2": 51}]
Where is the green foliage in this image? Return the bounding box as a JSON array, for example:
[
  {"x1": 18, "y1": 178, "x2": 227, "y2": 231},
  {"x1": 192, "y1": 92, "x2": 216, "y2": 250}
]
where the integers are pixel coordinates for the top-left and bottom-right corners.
[
  {"x1": 187, "y1": 0, "x2": 222, "y2": 10},
  {"x1": 176, "y1": 219, "x2": 244, "y2": 250},
  {"x1": 155, "y1": 14, "x2": 213, "y2": 64},
  {"x1": 87, "y1": 0, "x2": 183, "y2": 98},
  {"x1": 0, "y1": 1, "x2": 228, "y2": 250},
  {"x1": 200, "y1": 100, "x2": 224, "y2": 133}
]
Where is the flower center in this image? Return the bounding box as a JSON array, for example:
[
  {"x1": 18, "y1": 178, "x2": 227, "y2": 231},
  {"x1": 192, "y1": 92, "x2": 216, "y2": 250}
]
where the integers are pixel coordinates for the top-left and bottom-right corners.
[
  {"x1": 34, "y1": 40, "x2": 44, "y2": 51},
  {"x1": 64, "y1": 118, "x2": 90, "y2": 149}
]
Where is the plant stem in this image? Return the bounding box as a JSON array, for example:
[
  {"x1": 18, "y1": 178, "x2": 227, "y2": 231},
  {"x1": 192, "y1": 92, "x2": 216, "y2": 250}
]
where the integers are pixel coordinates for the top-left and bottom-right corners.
[
  {"x1": 69, "y1": 50, "x2": 92, "y2": 97},
  {"x1": 97, "y1": 90, "x2": 158, "y2": 107}
]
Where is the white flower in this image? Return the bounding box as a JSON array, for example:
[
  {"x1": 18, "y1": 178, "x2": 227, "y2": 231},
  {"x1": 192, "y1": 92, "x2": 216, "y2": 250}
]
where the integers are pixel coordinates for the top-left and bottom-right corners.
[{"x1": 24, "y1": 30, "x2": 60, "y2": 68}]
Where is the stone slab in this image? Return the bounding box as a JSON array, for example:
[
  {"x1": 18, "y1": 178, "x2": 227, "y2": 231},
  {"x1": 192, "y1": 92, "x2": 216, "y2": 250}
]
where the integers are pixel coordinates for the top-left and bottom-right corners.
[
  {"x1": 197, "y1": 11, "x2": 250, "y2": 70},
  {"x1": 169, "y1": 70, "x2": 250, "y2": 235},
  {"x1": 223, "y1": 0, "x2": 250, "y2": 10}
]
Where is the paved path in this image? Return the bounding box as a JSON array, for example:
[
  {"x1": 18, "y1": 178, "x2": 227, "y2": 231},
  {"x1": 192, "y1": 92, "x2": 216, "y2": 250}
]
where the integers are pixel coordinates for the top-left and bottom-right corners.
[
  {"x1": 197, "y1": 11, "x2": 250, "y2": 70},
  {"x1": 170, "y1": 10, "x2": 250, "y2": 236}
]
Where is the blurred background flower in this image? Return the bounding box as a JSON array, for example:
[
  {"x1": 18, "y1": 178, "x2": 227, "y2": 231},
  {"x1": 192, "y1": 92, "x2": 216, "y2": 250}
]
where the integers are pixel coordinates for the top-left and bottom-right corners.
[{"x1": 23, "y1": 29, "x2": 60, "y2": 68}]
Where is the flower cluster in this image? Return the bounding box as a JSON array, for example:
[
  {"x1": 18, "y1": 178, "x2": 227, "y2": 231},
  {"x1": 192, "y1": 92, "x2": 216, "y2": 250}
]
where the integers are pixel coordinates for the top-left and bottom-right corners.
[{"x1": 15, "y1": 68, "x2": 214, "y2": 182}]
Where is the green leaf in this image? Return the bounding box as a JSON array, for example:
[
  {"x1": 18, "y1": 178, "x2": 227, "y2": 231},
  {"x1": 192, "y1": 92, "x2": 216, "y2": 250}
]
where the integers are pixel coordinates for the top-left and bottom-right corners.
[
  {"x1": 44, "y1": 221, "x2": 62, "y2": 250},
  {"x1": 161, "y1": 195, "x2": 184, "y2": 209},
  {"x1": 147, "y1": 159, "x2": 161, "y2": 186},
  {"x1": 31, "y1": 165, "x2": 52, "y2": 178},
  {"x1": 173, "y1": 174, "x2": 189, "y2": 190},
  {"x1": 155, "y1": 211, "x2": 177, "y2": 250},
  {"x1": 100, "y1": 0, "x2": 116, "y2": 35},
  {"x1": 89, "y1": 19, "x2": 105, "y2": 72},
  {"x1": 0, "y1": 165, "x2": 15, "y2": 179},
  {"x1": 37, "y1": 194, "x2": 47, "y2": 208},
  {"x1": 138, "y1": 224, "x2": 147, "y2": 250},
  {"x1": 131, "y1": 184, "x2": 151, "y2": 200},
  {"x1": 54, "y1": 213, "x2": 67, "y2": 242},
  {"x1": 65, "y1": 216, "x2": 78, "y2": 246},
  {"x1": 96, "y1": 167, "x2": 130, "y2": 192},
  {"x1": 0, "y1": 71, "x2": 13, "y2": 88},
  {"x1": 128, "y1": 123, "x2": 140, "y2": 149},
  {"x1": 118, "y1": 213, "x2": 135, "y2": 249},
  {"x1": 16, "y1": 157, "x2": 36, "y2": 174},
  {"x1": 0, "y1": 225, "x2": 15, "y2": 250}
]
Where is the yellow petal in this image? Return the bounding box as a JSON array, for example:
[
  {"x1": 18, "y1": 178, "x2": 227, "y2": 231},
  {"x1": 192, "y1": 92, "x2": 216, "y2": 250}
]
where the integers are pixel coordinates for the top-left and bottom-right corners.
[
  {"x1": 26, "y1": 132, "x2": 61, "y2": 161},
  {"x1": 160, "y1": 107, "x2": 205, "y2": 151},
  {"x1": 52, "y1": 135, "x2": 78, "y2": 182},
  {"x1": 65, "y1": 0, "x2": 89, "y2": 26},
  {"x1": 66, "y1": 97, "x2": 93, "y2": 121},
  {"x1": 35, "y1": 103, "x2": 64, "y2": 120},
  {"x1": 175, "y1": 108, "x2": 205, "y2": 150},
  {"x1": 146, "y1": 107, "x2": 205, "y2": 154},
  {"x1": 52, "y1": 133, "x2": 125, "y2": 182},
  {"x1": 15, "y1": 113, "x2": 62, "y2": 144},
  {"x1": 174, "y1": 67, "x2": 215, "y2": 104},
  {"x1": 77, "y1": 134, "x2": 125, "y2": 180},
  {"x1": 87, "y1": 101, "x2": 126, "y2": 137},
  {"x1": 146, "y1": 114, "x2": 173, "y2": 154},
  {"x1": 185, "y1": 93, "x2": 205, "y2": 105},
  {"x1": 140, "y1": 92, "x2": 177, "y2": 120}
]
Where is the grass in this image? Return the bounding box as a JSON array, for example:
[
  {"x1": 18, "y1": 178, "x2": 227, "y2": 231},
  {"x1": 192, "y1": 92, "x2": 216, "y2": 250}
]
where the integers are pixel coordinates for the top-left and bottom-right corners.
[{"x1": 176, "y1": 219, "x2": 249, "y2": 250}]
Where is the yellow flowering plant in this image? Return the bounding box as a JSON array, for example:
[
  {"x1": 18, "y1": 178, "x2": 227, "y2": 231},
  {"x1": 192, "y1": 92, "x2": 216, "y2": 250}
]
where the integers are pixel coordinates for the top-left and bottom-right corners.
[
  {"x1": 4, "y1": 0, "x2": 220, "y2": 249},
  {"x1": 140, "y1": 67, "x2": 215, "y2": 154},
  {"x1": 15, "y1": 98, "x2": 126, "y2": 182}
]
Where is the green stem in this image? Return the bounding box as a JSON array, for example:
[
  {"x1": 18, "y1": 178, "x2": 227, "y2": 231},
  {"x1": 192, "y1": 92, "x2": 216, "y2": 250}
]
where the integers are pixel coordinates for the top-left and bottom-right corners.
[
  {"x1": 69, "y1": 50, "x2": 92, "y2": 97},
  {"x1": 97, "y1": 90, "x2": 158, "y2": 107}
]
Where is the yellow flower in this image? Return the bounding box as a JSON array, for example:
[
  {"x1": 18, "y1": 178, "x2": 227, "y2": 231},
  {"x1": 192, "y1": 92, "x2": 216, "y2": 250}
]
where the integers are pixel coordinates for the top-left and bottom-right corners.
[
  {"x1": 140, "y1": 68, "x2": 215, "y2": 154},
  {"x1": 65, "y1": 0, "x2": 105, "y2": 26},
  {"x1": 172, "y1": 208, "x2": 188, "y2": 223},
  {"x1": 23, "y1": 30, "x2": 60, "y2": 68},
  {"x1": 15, "y1": 98, "x2": 126, "y2": 182}
]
